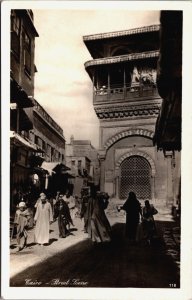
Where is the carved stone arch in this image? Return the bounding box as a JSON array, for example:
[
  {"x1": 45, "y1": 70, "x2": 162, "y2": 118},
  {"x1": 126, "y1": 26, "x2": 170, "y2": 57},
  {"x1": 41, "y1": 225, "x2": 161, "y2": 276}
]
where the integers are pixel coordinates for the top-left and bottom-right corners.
[
  {"x1": 104, "y1": 128, "x2": 154, "y2": 151},
  {"x1": 115, "y1": 150, "x2": 156, "y2": 177}
]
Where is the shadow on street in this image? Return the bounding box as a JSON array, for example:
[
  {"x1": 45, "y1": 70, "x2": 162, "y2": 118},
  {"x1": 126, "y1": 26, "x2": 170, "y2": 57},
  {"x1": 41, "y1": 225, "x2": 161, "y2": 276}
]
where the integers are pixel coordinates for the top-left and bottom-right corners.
[
  {"x1": 44, "y1": 238, "x2": 58, "y2": 246},
  {"x1": 10, "y1": 221, "x2": 180, "y2": 288}
]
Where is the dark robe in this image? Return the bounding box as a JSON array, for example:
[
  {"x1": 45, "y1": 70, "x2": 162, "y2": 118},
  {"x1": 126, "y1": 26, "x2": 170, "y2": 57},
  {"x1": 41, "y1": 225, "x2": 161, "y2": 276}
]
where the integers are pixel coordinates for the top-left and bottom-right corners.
[
  {"x1": 80, "y1": 195, "x2": 89, "y2": 233},
  {"x1": 142, "y1": 204, "x2": 158, "y2": 240},
  {"x1": 87, "y1": 196, "x2": 111, "y2": 243},
  {"x1": 122, "y1": 196, "x2": 142, "y2": 240},
  {"x1": 54, "y1": 200, "x2": 73, "y2": 238}
]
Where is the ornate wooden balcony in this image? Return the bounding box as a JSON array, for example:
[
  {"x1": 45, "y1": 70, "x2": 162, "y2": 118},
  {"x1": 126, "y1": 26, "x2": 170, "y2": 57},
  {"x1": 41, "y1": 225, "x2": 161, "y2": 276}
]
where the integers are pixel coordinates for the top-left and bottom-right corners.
[
  {"x1": 93, "y1": 84, "x2": 159, "y2": 104},
  {"x1": 84, "y1": 25, "x2": 160, "y2": 42},
  {"x1": 85, "y1": 51, "x2": 159, "y2": 70}
]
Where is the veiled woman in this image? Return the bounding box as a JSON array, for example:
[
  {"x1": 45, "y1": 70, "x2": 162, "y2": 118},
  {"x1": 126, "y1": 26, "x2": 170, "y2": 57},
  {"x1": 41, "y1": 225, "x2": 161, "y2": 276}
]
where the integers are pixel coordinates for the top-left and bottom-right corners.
[
  {"x1": 54, "y1": 194, "x2": 73, "y2": 238},
  {"x1": 121, "y1": 191, "x2": 142, "y2": 240},
  {"x1": 87, "y1": 188, "x2": 111, "y2": 243}
]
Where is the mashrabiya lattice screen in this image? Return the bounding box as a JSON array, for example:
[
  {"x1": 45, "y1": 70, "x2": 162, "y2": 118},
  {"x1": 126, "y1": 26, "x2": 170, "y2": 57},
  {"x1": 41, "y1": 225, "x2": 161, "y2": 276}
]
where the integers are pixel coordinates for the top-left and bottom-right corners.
[{"x1": 120, "y1": 156, "x2": 151, "y2": 199}]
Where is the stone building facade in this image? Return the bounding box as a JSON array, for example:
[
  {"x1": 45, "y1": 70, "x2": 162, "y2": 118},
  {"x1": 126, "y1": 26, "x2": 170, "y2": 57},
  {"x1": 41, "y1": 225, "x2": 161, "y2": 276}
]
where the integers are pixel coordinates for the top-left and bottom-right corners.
[
  {"x1": 10, "y1": 10, "x2": 65, "y2": 209},
  {"x1": 10, "y1": 9, "x2": 39, "y2": 206},
  {"x1": 32, "y1": 99, "x2": 65, "y2": 163},
  {"x1": 83, "y1": 25, "x2": 173, "y2": 204}
]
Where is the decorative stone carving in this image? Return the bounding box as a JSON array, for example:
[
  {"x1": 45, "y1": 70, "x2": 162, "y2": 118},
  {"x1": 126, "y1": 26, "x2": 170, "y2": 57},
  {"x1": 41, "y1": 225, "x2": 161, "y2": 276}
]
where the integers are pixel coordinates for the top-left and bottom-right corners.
[
  {"x1": 104, "y1": 128, "x2": 154, "y2": 150},
  {"x1": 94, "y1": 103, "x2": 160, "y2": 120},
  {"x1": 98, "y1": 149, "x2": 107, "y2": 160}
]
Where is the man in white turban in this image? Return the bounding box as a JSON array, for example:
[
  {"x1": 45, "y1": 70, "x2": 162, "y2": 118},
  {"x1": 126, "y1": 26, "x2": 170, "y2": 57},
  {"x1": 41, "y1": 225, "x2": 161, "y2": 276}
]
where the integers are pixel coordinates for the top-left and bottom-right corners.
[{"x1": 34, "y1": 193, "x2": 53, "y2": 246}]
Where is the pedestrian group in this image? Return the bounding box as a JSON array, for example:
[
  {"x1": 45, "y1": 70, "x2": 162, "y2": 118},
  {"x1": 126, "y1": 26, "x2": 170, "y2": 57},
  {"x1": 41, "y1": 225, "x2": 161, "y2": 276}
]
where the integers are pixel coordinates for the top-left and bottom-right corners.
[
  {"x1": 13, "y1": 189, "x2": 158, "y2": 252},
  {"x1": 118, "y1": 192, "x2": 158, "y2": 244}
]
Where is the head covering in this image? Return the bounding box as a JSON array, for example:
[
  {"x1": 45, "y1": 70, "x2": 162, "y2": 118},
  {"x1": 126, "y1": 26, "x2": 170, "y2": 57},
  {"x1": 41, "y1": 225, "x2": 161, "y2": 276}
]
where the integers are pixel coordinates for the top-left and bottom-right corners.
[
  {"x1": 145, "y1": 200, "x2": 150, "y2": 206},
  {"x1": 40, "y1": 192, "x2": 46, "y2": 197},
  {"x1": 18, "y1": 201, "x2": 26, "y2": 208},
  {"x1": 128, "y1": 191, "x2": 137, "y2": 201}
]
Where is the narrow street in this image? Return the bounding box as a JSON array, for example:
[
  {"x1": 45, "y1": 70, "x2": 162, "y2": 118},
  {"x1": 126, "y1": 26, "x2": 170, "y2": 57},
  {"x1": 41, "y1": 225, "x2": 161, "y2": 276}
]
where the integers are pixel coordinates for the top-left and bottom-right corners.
[{"x1": 10, "y1": 202, "x2": 180, "y2": 288}]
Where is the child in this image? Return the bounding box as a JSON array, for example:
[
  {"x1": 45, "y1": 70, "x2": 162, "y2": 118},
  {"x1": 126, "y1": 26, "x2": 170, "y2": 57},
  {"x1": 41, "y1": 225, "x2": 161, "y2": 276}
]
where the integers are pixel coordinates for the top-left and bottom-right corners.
[{"x1": 14, "y1": 201, "x2": 30, "y2": 251}]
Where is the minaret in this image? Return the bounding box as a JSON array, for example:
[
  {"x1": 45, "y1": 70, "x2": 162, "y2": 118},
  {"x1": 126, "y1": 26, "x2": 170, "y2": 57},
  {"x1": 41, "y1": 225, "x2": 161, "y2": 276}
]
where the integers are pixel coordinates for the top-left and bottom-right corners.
[
  {"x1": 70, "y1": 135, "x2": 74, "y2": 145},
  {"x1": 83, "y1": 25, "x2": 171, "y2": 204}
]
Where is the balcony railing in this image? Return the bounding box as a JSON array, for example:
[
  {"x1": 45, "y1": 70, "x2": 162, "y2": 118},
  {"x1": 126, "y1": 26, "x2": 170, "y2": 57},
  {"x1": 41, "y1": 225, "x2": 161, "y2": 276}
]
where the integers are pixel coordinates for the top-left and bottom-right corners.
[{"x1": 94, "y1": 83, "x2": 159, "y2": 103}]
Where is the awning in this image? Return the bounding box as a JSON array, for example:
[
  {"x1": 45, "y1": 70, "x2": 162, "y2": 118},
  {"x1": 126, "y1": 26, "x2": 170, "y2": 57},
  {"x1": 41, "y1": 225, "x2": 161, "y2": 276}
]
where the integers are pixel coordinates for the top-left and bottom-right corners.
[
  {"x1": 28, "y1": 154, "x2": 45, "y2": 168},
  {"x1": 33, "y1": 166, "x2": 49, "y2": 176},
  {"x1": 10, "y1": 77, "x2": 35, "y2": 108},
  {"x1": 64, "y1": 172, "x2": 75, "y2": 179},
  {"x1": 41, "y1": 162, "x2": 71, "y2": 175},
  {"x1": 10, "y1": 131, "x2": 37, "y2": 151}
]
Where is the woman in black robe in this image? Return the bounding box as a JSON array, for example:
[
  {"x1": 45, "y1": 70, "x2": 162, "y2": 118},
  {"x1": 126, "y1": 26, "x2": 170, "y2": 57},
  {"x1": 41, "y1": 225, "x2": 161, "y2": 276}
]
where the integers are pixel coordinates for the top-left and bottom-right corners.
[
  {"x1": 80, "y1": 187, "x2": 90, "y2": 233},
  {"x1": 121, "y1": 191, "x2": 142, "y2": 240},
  {"x1": 87, "y1": 189, "x2": 111, "y2": 243},
  {"x1": 54, "y1": 194, "x2": 73, "y2": 238}
]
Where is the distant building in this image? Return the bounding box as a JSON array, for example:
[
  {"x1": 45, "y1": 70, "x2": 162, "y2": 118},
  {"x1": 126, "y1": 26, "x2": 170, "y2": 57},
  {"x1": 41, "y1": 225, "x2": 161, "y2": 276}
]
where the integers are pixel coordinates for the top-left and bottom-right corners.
[
  {"x1": 66, "y1": 136, "x2": 100, "y2": 195},
  {"x1": 83, "y1": 25, "x2": 176, "y2": 205},
  {"x1": 27, "y1": 98, "x2": 66, "y2": 195}
]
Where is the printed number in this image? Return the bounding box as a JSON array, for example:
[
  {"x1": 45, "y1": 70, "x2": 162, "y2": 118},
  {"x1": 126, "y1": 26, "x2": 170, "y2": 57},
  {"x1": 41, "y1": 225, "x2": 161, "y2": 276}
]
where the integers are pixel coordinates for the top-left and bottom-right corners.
[{"x1": 169, "y1": 283, "x2": 176, "y2": 287}]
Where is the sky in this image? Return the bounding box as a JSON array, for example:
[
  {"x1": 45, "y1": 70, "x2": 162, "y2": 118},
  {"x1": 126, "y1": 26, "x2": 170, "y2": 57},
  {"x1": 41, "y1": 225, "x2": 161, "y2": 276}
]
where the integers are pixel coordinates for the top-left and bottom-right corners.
[{"x1": 33, "y1": 9, "x2": 160, "y2": 148}]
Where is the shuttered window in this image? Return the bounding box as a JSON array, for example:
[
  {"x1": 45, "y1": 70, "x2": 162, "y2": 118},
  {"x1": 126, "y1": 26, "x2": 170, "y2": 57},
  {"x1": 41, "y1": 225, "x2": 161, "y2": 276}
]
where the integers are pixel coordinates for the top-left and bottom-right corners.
[
  {"x1": 23, "y1": 31, "x2": 31, "y2": 76},
  {"x1": 11, "y1": 11, "x2": 20, "y2": 59}
]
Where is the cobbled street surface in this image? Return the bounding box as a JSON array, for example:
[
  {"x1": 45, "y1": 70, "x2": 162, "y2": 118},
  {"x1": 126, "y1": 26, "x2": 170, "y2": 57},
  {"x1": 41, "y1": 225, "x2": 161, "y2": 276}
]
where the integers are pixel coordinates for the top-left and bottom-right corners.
[{"x1": 10, "y1": 199, "x2": 180, "y2": 288}]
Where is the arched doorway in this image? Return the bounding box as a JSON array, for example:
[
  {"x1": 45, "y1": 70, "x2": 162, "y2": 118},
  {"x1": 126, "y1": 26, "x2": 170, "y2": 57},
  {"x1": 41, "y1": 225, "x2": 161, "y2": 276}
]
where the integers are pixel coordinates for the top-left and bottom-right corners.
[{"x1": 120, "y1": 155, "x2": 151, "y2": 199}]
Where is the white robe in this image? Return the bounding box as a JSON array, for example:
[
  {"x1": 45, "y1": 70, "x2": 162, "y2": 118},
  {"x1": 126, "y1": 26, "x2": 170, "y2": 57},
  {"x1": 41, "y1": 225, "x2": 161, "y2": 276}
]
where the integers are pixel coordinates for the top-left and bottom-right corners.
[{"x1": 34, "y1": 201, "x2": 53, "y2": 244}]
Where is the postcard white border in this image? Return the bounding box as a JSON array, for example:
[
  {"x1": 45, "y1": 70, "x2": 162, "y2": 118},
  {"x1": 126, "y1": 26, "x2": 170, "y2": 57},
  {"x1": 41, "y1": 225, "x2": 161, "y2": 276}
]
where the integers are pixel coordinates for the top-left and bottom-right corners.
[{"x1": 1, "y1": 1, "x2": 192, "y2": 300}]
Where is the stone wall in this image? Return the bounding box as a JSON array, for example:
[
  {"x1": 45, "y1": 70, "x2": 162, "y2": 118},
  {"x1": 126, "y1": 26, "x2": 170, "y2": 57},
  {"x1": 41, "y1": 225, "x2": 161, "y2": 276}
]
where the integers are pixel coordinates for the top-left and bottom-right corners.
[{"x1": 100, "y1": 119, "x2": 157, "y2": 148}]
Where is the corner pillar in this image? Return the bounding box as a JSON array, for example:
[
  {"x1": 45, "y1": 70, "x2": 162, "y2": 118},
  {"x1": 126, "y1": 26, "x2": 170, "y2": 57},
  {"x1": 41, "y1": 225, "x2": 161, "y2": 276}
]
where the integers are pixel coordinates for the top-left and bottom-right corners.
[
  {"x1": 98, "y1": 149, "x2": 106, "y2": 192},
  {"x1": 115, "y1": 169, "x2": 120, "y2": 199},
  {"x1": 123, "y1": 66, "x2": 126, "y2": 98},
  {"x1": 164, "y1": 151, "x2": 174, "y2": 206},
  {"x1": 107, "y1": 68, "x2": 110, "y2": 100},
  {"x1": 151, "y1": 176, "x2": 155, "y2": 200}
]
